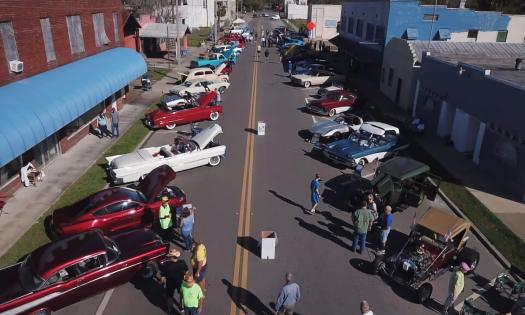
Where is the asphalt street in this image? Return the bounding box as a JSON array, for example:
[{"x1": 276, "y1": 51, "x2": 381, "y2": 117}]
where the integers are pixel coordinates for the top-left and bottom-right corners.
[{"x1": 56, "y1": 16, "x2": 505, "y2": 315}]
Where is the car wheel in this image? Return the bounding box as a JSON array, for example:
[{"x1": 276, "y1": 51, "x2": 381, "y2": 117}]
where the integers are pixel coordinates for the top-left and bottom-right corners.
[
  {"x1": 30, "y1": 309, "x2": 51, "y2": 315},
  {"x1": 332, "y1": 131, "x2": 341, "y2": 139},
  {"x1": 218, "y1": 86, "x2": 226, "y2": 94},
  {"x1": 358, "y1": 158, "x2": 368, "y2": 166},
  {"x1": 165, "y1": 124, "x2": 177, "y2": 130},
  {"x1": 371, "y1": 256, "x2": 385, "y2": 275},
  {"x1": 328, "y1": 109, "x2": 337, "y2": 117},
  {"x1": 417, "y1": 283, "x2": 433, "y2": 304},
  {"x1": 457, "y1": 247, "x2": 480, "y2": 273},
  {"x1": 222, "y1": 77, "x2": 229, "y2": 82},
  {"x1": 209, "y1": 156, "x2": 221, "y2": 166},
  {"x1": 304, "y1": 81, "x2": 311, "y2": 88},
  {"x1": 139, "y1": 262, "x2": 158, "y2": 279},
  {"x1": 210, "y1": 112, "x2": 220, "y2": 121}
]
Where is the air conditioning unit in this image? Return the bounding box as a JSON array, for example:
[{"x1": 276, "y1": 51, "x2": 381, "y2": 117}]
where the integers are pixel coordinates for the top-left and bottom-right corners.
[{"x1": 9, "y1": 60, "x2": 23, "y2": 73}]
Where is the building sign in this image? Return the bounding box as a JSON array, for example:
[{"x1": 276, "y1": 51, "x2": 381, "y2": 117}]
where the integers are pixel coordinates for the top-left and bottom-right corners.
[{"x1": 325, "y1": 20, "x2": 338, "y2": 28}]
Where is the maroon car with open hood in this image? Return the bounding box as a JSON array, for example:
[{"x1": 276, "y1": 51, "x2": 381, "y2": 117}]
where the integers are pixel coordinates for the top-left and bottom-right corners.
[
  {"x1": 52, "y1": 165, "x2": 185, "y2": 237},
  {"x1": 306, "y1": 90, "x2": 358, "y2": 117},
  {"x1": 0, "y1": 229, "x2": 168, "y2": 315}
]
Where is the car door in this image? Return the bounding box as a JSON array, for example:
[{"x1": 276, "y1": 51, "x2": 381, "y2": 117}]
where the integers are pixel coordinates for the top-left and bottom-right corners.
[{"x1": 93, "y1": 201, "x2": 144, "y2": 234}]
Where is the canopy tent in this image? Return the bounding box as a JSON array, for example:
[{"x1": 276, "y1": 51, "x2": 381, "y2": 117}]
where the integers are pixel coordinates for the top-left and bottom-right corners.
[
  {"x1": 0, "y1": 48, "x2": 146, "y2": 167},
  {"x1": 232, "y1": 18, "x2": 246, "y2": 25},
  {"x1": 139, "y1": 22, "x2": 191, "y2": 39}
]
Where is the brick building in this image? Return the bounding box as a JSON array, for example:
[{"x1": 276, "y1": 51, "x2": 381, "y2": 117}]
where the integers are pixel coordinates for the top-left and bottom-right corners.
[{"x1": 0, "y1": 0, "x2": 146, "y2": 194}]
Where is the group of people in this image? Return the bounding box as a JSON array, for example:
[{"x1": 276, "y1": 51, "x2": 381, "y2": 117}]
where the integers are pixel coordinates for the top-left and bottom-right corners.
[
  {"x1": 95, "y1": 107, "x2": 119, "y2": 139},
  {"x1": 157, "y1": 196, "x2": 208, "y2": 315}
]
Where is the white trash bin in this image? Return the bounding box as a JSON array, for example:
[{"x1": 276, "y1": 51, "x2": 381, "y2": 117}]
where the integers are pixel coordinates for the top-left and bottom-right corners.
[
  {"x1": 257, "y1": 121, "x2": 266, "y2": 135},
  {"x1": 260, "y1": 231, "x2": 277, "y2": 259}
]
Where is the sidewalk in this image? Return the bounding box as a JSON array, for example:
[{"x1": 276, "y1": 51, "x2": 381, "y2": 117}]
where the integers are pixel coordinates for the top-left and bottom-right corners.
[
  {"x1": 344, "y1": 71, "x2": 525, "y2": 241},
  {"x1": 0, "y1": 47, "x2": 207, "y2": 258}
]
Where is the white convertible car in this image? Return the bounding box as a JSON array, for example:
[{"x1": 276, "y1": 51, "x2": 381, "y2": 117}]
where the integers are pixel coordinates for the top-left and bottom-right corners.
[
  {"x1": 308, "y1": 113, "x2": 363, "y2": 142},
  {"x1": 170, "y1": 78, "x2": 230, "y2": 96},
  {"x1": 106, "y1": 124, "x2": 226, "y2": 184},
  {"x1": 291, "y1": 70, "x2": 344, "y2": 88}
]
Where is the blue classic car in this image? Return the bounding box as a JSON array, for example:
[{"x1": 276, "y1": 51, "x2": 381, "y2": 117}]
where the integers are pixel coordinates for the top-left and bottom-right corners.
[
  {"x1": 190, "y1": 45, "x2": 237, "y2": 68},
  {"x1": 279, "y1": 38, "x2": 305, "y2": 51},
  {"x1": 321, "y1": 122, "x2": 401, "y2": 168}
]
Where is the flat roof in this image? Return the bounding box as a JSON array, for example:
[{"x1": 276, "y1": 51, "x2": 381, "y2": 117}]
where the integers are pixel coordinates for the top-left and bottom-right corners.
[
  {"x1": 418, "y1": 207, "x2": 470, "y2": 237},
  {"x1": 411, "y1": 41, "x2": 525, "y2": 87},
  {"x1": 379, "y1": 157, "x2": 430, "y2": 180}
]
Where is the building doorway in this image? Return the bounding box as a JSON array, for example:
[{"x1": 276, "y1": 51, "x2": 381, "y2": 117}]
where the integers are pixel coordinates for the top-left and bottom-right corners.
[{"x1": 395, "y1": 78, "x2": 403, "y2": 104}]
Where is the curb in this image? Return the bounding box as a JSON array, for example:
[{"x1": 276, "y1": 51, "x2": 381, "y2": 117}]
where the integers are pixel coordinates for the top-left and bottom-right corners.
[{"x1": 435, "y1": 184, "x2": 511, "y2": 269}]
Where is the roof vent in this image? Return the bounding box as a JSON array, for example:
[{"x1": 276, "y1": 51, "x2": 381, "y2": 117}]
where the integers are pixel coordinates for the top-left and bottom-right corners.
[{"x1": 515, "y1": 58, "x2": 522, "y2": 71}]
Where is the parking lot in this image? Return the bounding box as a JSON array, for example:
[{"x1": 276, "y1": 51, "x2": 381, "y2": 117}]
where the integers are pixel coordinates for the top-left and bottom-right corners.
[{"x1": 51, "y1": 17, "x2": 508, "y2": 315}]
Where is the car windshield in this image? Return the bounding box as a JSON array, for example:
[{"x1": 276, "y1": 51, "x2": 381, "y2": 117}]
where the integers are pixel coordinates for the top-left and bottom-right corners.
[
  {"x1": 103, "y1": 236, "x2": 120, "y2": 263},
  {"x1": 326, "y1": 92, "x2": 341, "y2": 100},
  {"x1": 19, "y1": 255, "x2": 44, "y2": 291}
]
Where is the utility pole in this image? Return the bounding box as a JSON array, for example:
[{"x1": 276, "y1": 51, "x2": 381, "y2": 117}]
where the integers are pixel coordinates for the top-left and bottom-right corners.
[
  {"x1": 172, "y1": 0, "x2": 181, "y2": 64},
  {"x1": 214, "y1": 0, "x2": 219, "y2": 44}
]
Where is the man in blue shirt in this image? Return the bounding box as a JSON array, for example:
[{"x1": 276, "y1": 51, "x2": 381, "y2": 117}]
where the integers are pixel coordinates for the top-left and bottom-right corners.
[
  {"x1": 308, "y1": 174, "x2": 321, "y2": 215},
  {"x1": 275, "y1": 272, "x2": 301, "y2": 315},
  {"x1": 288, "y1": 60, "x2": 292, "y2": 77},
  {"x1": 380, "y1": 205, "x2": 394, "y2": 248}
]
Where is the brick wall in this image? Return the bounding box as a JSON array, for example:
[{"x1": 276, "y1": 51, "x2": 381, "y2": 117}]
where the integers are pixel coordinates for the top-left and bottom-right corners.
[{"x1": 0, "y1": 0, "x2": 124, "y2": 85}]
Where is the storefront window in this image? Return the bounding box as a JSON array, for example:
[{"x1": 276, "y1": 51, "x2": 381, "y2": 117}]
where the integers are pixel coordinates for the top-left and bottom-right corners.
[
  {"x1": 0, "y1": 157, "x2": 21, "y2": 187},
  {"x1": 59, "y1": 102, "x2": 103, "y2": 138}
]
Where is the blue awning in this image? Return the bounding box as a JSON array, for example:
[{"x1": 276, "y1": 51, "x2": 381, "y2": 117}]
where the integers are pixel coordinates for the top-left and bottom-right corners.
[
  {"x1": 0, "y1": 48, "x2": 146, "y2": 167},
  {"x1": 438, "y1": 28, "x2": 451, "y2": 40},
  {"x1": 406, "y1": 28, "x2": 419, "y2": 40}
]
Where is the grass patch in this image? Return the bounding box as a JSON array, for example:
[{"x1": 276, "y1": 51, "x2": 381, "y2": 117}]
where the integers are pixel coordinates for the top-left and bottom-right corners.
[
  {"x1": 147, "y1": 67, "x2": 170, "y2": 82},
  {"x1": 368, "y1": 106, "x2": 525, "y2": 270},
  {"x1": 288, "y1": 19, "x2": 306, "y2": 30},
  {"x1": 0, "y1": 103, "x2": 158, "y2": 268},
  {"x1": 188, "y1": 27, "x2": 211, "y2": 47}
]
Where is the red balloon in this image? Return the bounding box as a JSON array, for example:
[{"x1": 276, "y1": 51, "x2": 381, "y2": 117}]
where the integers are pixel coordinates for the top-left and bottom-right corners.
[{"x1": 306, "y1": 22, "x2": 316, "y2": 31}]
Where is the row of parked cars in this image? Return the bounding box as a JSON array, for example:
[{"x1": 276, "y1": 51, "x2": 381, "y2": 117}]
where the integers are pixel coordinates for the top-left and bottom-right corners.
[
  {"x1": 0, "y1": 33, "x2": 251, "y2": 315},
  {"x1": 282, "y1": 42, "x2": 481, "y2": 304}
]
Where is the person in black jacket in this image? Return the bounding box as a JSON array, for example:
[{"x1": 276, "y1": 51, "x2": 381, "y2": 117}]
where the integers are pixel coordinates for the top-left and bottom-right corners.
[{"x1": 160, "y1": 249, "x2": 189, "y2": 315}]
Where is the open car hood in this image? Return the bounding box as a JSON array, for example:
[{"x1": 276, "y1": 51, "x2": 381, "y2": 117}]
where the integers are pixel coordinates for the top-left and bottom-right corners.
[
  {"x1": 309, "y1": 120, "x2": 340, "y2": 135},
  {"x1": 136, "y1": 165, "x2": 177, "y2": 201},
  {"x1": 191, "y1": 124, "x2": 223, "y2": 149}
]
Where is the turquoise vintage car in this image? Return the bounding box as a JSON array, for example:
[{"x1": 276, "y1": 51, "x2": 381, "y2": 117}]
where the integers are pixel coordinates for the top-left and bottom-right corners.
[{"x1": 190, "y1": 45, "x2": 237, "y2": 69}]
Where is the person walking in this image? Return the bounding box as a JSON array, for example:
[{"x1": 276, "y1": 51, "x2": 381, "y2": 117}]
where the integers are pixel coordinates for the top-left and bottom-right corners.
[
  {"x1": 110, "y1": 107, "x2": 119, "y2": 138},
  {"x1": 159, "y1": 196, "x2": 173, "y2": 242},
  {"x1": 180, "y1": 274, "x2": 205, "y2": 315},
  {"x1": 160, "y1": 249, "x2": 189, "y2": 315},
  {"x1": 257, "y1": 44, "x2": 261, "y2": 58},
  {"x1": 261, "y1": 36, "x2": 266, "y2": 47},
  {"x1": 180, "y1": 207, "x2": 195, "y2": 251},
  {"x1": 264, "y1": 49, "x2": 270, "y2": 63},
  {"x1": 352, "y1": 200, "x2": 374, "y2": 253},
  {"x1": 308, "y1": 174, "x2": 321, "y2": 215},
  {"x1": 360, "y1": 300, "x2": 374, "y2": 315},
  {"x1": 191, "y1": 240, "x2": 208, "y2": 291},
  {"x1": 275, "y1": 272, "x2": 301, "y2": 315},
  {"x1": 380, "y1": 205, "x2": 394, "y2": 248},
  {"x1": 442, "y1": 262, "x2": 470, "y2": 314},
  {"x1": 288, "y1": 60, "x2": 293, "y2": 77},
  {"x1": 97, "y1": 111, "x2": 112, "y2": 138}
]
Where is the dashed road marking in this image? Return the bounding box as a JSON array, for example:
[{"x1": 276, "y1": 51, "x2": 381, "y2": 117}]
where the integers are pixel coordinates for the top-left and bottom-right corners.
[{"x1": 94, "y1": 289, "x2": 114, "y2": 315}]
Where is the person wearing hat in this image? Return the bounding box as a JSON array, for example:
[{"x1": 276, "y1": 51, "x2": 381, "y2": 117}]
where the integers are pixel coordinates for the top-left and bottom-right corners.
[
  {"x1": 160, "y1": 249, "x2": 188, "y2": 315},
  {"x1": 442, "y1": 262, "x2": 470, "y2": 314},
  {"x1": 180, "y1": 274, "x2": 204, "y2": 315},
  {"x1": 159, "y1": 196, "x2": 173, "y2": 242},
  {"x1": 360, "y1": 300, "x2": 374, "y2": 315}
]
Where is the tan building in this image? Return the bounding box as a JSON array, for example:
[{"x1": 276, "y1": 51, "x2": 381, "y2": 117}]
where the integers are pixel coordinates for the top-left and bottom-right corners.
[{"x1": 308, "y1": 4, "x2": 341, "y2": 40}]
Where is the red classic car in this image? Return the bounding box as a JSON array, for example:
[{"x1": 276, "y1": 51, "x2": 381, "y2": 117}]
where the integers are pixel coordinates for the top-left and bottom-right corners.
[
  {"x1": 145, "y1": 91, "x2": 223, "y2": 130},
  {"x1": 52, "y1": 165, "x2": 186, "y2": 237},
  {"x1": 306, "y1": 90, "x2": 358, "y2": 117},
  {"x1": 0, "y1": 229, "x2": 168, "y2": 315}
]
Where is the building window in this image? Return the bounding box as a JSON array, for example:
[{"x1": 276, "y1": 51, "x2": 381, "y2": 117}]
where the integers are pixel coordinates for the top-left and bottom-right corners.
[
  {"x1": 0, "y1": 21, "x2": 19, "y2": 67},
  {"x1": 467, "y1": 29, "x2": 478, "y2": 40},
  {"x1": 348, "y1": 17, "x2": 354, "y2": 34},
  {"x1": 422, "y1": 14, "x2": 438, "y2": 21},
  {"x1": 92, "y1": 13, "x2": 110, "y2": 47},
  {"x1": 112, "y1": 12, "x2": 120, "y2": 42},
  {"x1": 355, "y1": 19, "x2": 363, "y2": 38},
  {"x1": 496, "y1": 30, "x2": 508, "y2": 42},
  {"x1": 182, "y1": 18, "x2": 186, "y2": 24},
  {"x1": 66, "y1": 15, "x2": 85, "y2": 54},
  {"x1": 203, "y1": 0, "x2": 207, "y2": 8},
  {"x1": 375, "y1": 25, "x2": 385, "y2": 43},
  {"x1": 365, "y1": 23, "x2": 374, "y2": 41},
  {"x1": 59, "y1": 102, "x2": 104, "y2": 138},
  {"x1": 40, "y1": 18, "x2": 56, "y2": 62},
  {"x1": 388, "y1": 68, "x2": 394, "y2": 87}
]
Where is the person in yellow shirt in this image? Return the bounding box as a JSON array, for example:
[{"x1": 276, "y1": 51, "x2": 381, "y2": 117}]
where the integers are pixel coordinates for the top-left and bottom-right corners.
[
  {"x1": 442, "y1": 262, "x2": 469, "y2": 314},
  {"x1": 191, "y1": 240, "x2": 207, "y2": 292},
  {"x1": 159, "y1": 196, "x2": 173, "y2": 242}
]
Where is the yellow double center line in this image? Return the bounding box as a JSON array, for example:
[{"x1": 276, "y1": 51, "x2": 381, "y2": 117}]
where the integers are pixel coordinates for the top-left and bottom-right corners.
[{"x1": 229, "y1": 48, "x2": 259, "y2": 315}]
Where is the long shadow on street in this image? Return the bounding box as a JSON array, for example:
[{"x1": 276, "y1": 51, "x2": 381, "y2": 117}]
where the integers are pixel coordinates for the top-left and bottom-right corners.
[
  {"x1": 222, "y1": 279, "x2": 274, "y2": 315},
  {"x1": 269, "y1": 190, "x2": 307, "y2": 212},
  {"x1": 294, "y1": 217, "x2": 353, "y2": 251}
]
